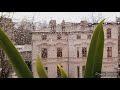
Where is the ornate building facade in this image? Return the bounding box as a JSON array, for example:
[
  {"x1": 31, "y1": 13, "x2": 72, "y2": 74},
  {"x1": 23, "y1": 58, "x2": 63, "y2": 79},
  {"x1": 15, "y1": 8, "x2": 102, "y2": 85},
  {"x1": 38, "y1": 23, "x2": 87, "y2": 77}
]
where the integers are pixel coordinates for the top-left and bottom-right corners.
[{"x1": 31, "y1": 20, "x2": 119, "y2": 78}]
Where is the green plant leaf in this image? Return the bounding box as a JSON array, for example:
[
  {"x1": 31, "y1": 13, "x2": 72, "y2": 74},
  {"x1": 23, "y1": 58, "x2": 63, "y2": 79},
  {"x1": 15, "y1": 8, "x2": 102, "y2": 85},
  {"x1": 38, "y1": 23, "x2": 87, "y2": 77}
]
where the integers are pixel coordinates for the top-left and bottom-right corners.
[
  {"x1": 36, "y1": 55, "x2": 48, "y2": 78},
  {"x1": 57, "y1": 64, "x2": 68, "y2": 78},
  {"x1": 84, "y1": 19, "x2": 105, "y2": 78},
  {"x1": 0, "y1": 27, "x2": 33, "y2": 78}
]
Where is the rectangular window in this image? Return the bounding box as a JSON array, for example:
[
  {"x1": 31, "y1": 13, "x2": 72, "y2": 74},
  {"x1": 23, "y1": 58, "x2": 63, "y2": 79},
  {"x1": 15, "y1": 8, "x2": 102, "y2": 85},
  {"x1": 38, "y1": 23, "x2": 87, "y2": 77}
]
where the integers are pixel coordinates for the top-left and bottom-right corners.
[
  {"x1": 82, "y1": 66, "x2": 85, "y2": 77},
  {"x1": 77, "y1": 66, "x2": 80, "y2": 78},
  {"x1": 82, "y1": 47, "x2": 87, "y2": 57},
  {"x1": 41, "y1": 48, "x2": 47, "y2": 58},
  {"x1": 119, "y1": 64, "x2": 120, "y2": 68},
  {"x1": 118, "y1": 64, "x2": 120, "y2": 77},
  {"x1": 77, "y1": 47, "x2": 79, "y2": 58},
  {"x1": 42, "y1": 34, "x2": 47, "y2": 40},
  {"x1": 44, "y1": 67, "x2": 48, "y2": 73},
  {"x1": 57, "y1": 65, "x2": 63, "y2": 78},
  {"x1": 25, "y1": 61, "x2": 32, "y2": 72},
  {"x1": 77, "y1": 35, "x2": 81, "y2": 39},
  {"x1": 87, "y1": 34, "x2": 91, "y2": 39},
  {"x1": 57, "y1": 34, "x2": 62, "y2": 40},
  {"x1": 107, "y1": 47, "x2": 112, "y2": 57},
  {"x1": 118, "y1": 71, "x2": 120, "y2": 77},
  {"x1": 57, "y1": 47, "x2": 62, "y2": 58},
  {"x1": 107, "y1": 28, "x2": 111, "y2": 39}
]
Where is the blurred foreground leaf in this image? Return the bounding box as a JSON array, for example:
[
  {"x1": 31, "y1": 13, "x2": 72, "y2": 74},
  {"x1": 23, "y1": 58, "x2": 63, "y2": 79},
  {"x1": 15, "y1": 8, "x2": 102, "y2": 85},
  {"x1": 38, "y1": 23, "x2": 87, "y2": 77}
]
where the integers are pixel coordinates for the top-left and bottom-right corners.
[
  {"x1": 36, "y1": 55, "x2": 48, "y2": 78},
  {"x1": 84, "y1": 19, "x2": 105, "y2": 78},
  {"x1": 57, "y1": 64, "x2": 68, "y2": 78},
  {"x1": 0, "y1": 27, "x2": 33, "y2": 78}
]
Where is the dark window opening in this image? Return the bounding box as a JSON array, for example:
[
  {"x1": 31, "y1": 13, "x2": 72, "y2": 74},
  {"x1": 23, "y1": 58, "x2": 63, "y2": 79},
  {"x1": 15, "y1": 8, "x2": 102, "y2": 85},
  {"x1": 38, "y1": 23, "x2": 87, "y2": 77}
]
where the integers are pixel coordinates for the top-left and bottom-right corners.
[
  {"x1": 77, "y1": 47, "x2": 79, "y2": 58},
  {"x1": 42, "y1": 34, "x2": 47, "y2": 40},
  {"x1": 107, "y1": 47, "x2": 112, "y2": 57},
  {"x1": 57, "y1": 65, "x2": 63, "y2": 78},
  {"x1": 82, "y1": 47, "x2": 87, "y2": 57},
  {"x1": 107, "y1": 28, "x2": 111, "y2": 39},
  {"x1": 57, "y1": 47, "x2": 62, "y2": 58},
  {"x1": 77, "y1": 66, "x2": 80, "y2": 78},
  {"x1": 57, "y1": 34, "x2": 62, "y2": 40},
  {"x1": 82, "y1": 66, "x2": 85, "y2": 77},
  {"x1": 44, "y1": 67, "x2": 48, "y2": 73},
  {"x1": 77, "y1": 35, "x2": 81, "y2": 39},
  {"x1": 41, "y1": 48, "x2": 47, "y2": 58},
  {"x1": 25, "y1": 61, "x2": 32, "y2": 72},
  {"x1": 87, "y1": 34, "x2": 91, "y2": 39}
]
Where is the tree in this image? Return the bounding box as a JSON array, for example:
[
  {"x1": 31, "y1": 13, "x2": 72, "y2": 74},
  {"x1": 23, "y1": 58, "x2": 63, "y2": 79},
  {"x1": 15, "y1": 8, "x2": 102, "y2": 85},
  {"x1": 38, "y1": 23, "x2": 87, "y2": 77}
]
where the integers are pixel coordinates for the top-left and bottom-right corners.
[
  {"x1": 14, "y1": 18, "x2": 35, "y2": 45},
  {"x1": 90, "y1": 12, "x2": 103, "y2": 23},
  {"x1": 0, "y1": 12, "x2": 15, "y2": 78}
]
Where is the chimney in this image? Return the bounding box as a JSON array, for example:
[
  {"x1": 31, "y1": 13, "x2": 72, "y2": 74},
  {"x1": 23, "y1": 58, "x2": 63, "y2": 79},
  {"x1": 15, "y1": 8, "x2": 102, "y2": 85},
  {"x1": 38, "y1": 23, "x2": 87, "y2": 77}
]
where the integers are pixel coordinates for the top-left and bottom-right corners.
[
  {"x1": 49, "y1": 20, "x2": 56, "y2": 32},
  {"x1": 61, "y1": 19, "x2": 65, "y2": 31},
  {"x1": 80, "y1": 20, "x2": 88, "y2": 28}
]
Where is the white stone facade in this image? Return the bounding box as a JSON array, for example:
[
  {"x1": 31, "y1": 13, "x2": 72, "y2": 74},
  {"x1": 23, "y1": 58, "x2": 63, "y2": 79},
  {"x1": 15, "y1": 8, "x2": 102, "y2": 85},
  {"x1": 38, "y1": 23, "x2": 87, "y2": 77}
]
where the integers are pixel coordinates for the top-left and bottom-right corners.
[{"x1": 32, "y1": 21, "x2": 119, "y2": 78}]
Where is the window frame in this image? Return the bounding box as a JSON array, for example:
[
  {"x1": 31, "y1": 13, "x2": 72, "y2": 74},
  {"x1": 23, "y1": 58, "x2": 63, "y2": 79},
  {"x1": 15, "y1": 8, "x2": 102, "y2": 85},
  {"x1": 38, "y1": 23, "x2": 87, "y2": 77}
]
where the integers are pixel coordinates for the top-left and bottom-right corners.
[
  {"x1": 77, "y1": 47, "x2": 79, "y2": 58},
  {"x1": 87, "y1": 34, "x2": 91, "y2": 39},
  {"x1": 77, "y1": 66, "x2": 80, "y2": 78},
  {"x1": 57, "y1": 34, "x2": 62, "y2": 40},
  {"x1": 107, "y1": 47, "x2": 112, "y2": 57},
  {"x1": 42, "y1": 34, "x2": 47, "y2": 40},
  {"x1": 82, "y1": 47, "x2": 87, "y2": 57},
  {"x1": 77, "y1": 34, "x2": 81, "y2": 39},
  {"x1": 107, "y1": 28, "x2": 111, "y2": 39},
  {"x1": 57, "y1": 47, "x2": 62, "y2": 58},
  {"x1": 44, "y1": 67, "x2": 48, "y2": 73},
  {"x1": 41, "y1": 48, "x2": 48, "y2": 59},
  {"x1": 57, "y1": 65, "x2": 63, "y2": 78}
]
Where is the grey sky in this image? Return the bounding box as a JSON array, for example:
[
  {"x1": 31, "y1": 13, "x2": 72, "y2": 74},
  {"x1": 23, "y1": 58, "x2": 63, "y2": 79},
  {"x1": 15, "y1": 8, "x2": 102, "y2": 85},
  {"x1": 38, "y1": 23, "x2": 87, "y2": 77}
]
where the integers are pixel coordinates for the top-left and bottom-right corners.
[{"x1": 1, "y1": 12, "x2": 120, "y2": 23}]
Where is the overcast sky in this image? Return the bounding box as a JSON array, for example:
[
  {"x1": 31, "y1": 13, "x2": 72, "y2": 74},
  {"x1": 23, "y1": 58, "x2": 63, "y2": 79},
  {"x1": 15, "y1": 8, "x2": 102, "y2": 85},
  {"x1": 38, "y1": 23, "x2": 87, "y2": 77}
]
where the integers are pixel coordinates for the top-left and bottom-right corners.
[{"x1": 1, "y1": 12, "x2": 120, "y2": 23}]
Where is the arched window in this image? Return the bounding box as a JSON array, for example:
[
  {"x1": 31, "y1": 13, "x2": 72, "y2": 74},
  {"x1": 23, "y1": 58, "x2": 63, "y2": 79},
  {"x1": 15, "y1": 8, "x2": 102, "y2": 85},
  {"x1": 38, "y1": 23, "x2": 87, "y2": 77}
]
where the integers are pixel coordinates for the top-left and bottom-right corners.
[{"x1": 107, "y1": 28, "x2": 111, "y2": 39}]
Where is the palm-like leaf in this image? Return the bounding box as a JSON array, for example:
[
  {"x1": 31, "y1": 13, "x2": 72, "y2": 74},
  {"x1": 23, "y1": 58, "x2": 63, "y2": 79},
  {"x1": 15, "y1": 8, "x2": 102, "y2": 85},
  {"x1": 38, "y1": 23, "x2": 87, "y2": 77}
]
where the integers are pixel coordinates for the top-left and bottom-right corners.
[
  {"x1": 84, "y1": 19, "x2": 105, "y2": 78},
  {"x1": 36, "y1": 55, "x2": 48, "y2": 78},
  {"x1": 57, "y1": 64, "x2": 68, "y2": 78}
]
